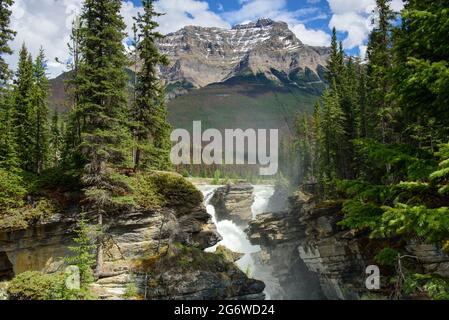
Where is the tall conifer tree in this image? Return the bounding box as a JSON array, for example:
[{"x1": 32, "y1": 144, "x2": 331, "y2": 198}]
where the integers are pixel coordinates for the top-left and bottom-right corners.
[
  {"x1": 33, "y1": 48, "x2": 50, "y2": 174},
  {"x1": 133, "y1": 0, "x2": 171, "y2": 171},
  {"x1": 0, "y1": 0, "x2": 16, "y2": 169},
  {"x1": 0, "y1": 0, "x2": 15, "y2": 86},
  {"x1": 12, "y1": 45, "x2": 35, "y2": 172},
  {"x1": 76, "y1": 0, "x2": 131, "y2": 277}
]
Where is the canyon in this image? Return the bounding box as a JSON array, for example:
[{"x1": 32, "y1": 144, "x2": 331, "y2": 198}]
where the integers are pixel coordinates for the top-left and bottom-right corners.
[{"x1": 3, "y1": 178, "x2": 449, "y2": 300}]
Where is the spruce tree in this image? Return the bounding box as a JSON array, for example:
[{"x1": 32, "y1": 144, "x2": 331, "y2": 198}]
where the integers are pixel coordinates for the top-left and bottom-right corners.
[
  {"x1": 33, "y1": 48, "x2": 50, "y2": 174},
  {"x1": 0, "y1": 90, "x2": 18, "y2": 169},
  {"x1": 366, "y1": 0, "x2": 395, "y2": 142},
  {"x1": 326, "y1": 28, "x2": 343, "y2": 85},
  {"x1": 0, "y1": 0, "x2": 16, "y2": 169},
  {"x1": 76, "y1": 0, "x2": 131, "y2": 277},
  {"x1": 133, "y1": 0, "x2": 171, "y2": 171},
  {"x1": 66, "y1": 213, "x2": 96, "y2": 296},
  {"x1": 0, "y1": 0, "x2": 15, "y2": 86},
  {"x1": 12, "y1": 44, "x2": 35, "y2": 172},
  {"x1": 319, "y1": 82, "x2": 346, "y2": 180}
]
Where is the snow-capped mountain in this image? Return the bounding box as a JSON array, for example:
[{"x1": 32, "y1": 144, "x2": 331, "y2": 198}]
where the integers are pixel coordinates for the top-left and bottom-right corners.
[{"x1": 156, "y1": 18, "x2": 330, "y2": 91}]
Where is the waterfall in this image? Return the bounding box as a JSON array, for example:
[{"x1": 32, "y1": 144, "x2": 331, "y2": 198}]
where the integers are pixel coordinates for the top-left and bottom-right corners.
[{"x1": 197, "y1": 184, "x2": 276, "y2": 298}]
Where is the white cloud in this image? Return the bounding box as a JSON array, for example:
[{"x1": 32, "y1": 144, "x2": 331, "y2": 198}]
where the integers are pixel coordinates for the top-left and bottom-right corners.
[
  {"x1": 222, "y1": 0, "x2": 330, "y2": 47},
  {"x1": 6, "y1": 0, "x2": 142, "y2": 78},
  {"x1": 327, "y1": 0, "x2": 404, "y2": 52},
  {"x1": 4, "y1": 0, "x2": 404, "y2": 78},
  {"x1": 290, "y1": 24, "x2": 331, "y2": 47},
  {"x1": 223, "y1": 0, "x2": 287, "y2": 24},
  {"x1": 154, "y1": 0, "x2": 230, "y2": 34}
]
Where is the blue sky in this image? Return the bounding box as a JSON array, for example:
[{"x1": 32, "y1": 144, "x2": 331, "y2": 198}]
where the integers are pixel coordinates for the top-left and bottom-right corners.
[
  {"x1": 7, "y1": 0, "x2": 404, "y2": 77},
  {"x1": 127, "y1": 0, "x2": 403, "y2": 56}
]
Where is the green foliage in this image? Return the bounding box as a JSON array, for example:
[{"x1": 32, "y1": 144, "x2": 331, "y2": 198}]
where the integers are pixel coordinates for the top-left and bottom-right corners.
[
  {"x1": 33, "y1": 48, "x2": 50, "y2": 174},
  {"x1": 353, "y1": 139, "x2": 435, "y2": 183},
  {"x1": 373, "y1": 204, "x2": 449, "y2": 243},
  {"x1": 212, "y1": 169, "x2": 222, "y2": 185},
  {"x1": 430, "y1": 142, "x2": 449, "y2": 194},
  {"x1": 131, "y1": 0, "x2": 171, "y2": 171},
  {"x1": 339, "y1": 199, "x2": 384, "y2": 230},
  {"x1": 12, "y1": 44, "x2": 35, "y2": 172},
  {"x1": 375, "y1": 248, "x2": 399, "y2": 267},
  {"x1": 404, "y1": 274, "x2": 449, "y2": 300},
  {"x1": 7, "y1": 271, "x2": 67, "y2": 300},
  {"x1": 0, "y1": 198, "x2": 57, "y2": 232},
  {"x1": 145, "y1": 172, "x2": 203, "y2": 214},
  {"x1": 65, "y1": 213, "x2": 96, "y2": 294},
  {"x1": 0, "y1": 168, "x2": 27, "y2": 210},
  {"x1": 0, "y1": 0, "x2": 15, "y2": 85},
  {"x1": 32, "y1": 166, "x2": 81, "y2": 193}
]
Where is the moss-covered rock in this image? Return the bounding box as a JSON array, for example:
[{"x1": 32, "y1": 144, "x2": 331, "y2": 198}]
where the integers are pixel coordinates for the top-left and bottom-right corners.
[{"x1": 130, "y1": 171, "x2": 203, "y2": 215}]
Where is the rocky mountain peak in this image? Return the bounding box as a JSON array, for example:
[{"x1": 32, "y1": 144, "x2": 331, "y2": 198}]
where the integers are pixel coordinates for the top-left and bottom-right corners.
[
  {"x1": 232, "y1": 18, "x2": 289, "y2": 32},
  {"x1": 146, "y1": 19, "x2": 330, "y2": 95}
]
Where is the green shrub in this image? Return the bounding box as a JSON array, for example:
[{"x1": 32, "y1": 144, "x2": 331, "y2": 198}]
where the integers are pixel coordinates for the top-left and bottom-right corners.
[
  {"x1": 146, "y1": 172, "x2": 203, "y2": 214},
  {"x1": 7, "y1": 271, "x2": 66, "y2": 300},
  {"x1": 0, "y1": 198, "x2": 57, "y2": 231},
  {"x1": 32, "y1": 167, "x2": 82, "y2": 193},
  {"x1": 338, "y1": 200, "x2": 384, "y2": 230},
  {"x1": 7, "y1": 270, "x2": 95, "y2": 301},
  {"x1": 405, "y1": 274, "x2": 449, "y2": 300},
  {"x1": 0, "y1": 168, "x2": 27, "y2": 210},
  {"x1": 375, "y1": 248, "x2": 399, "y2": 267}
]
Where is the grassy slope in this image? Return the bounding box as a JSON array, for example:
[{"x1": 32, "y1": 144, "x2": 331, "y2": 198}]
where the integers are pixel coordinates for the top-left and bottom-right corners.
[
  {"x1": 49, "y1": 71, "x2": 321, "y2": 136},
  {"x1": 167, "y1": 77, "x2": 320, "y2": 135}
]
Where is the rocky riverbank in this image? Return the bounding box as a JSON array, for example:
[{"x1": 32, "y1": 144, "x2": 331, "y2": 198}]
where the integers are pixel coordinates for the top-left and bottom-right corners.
[{"x1": 0, "y1": 174, "x2": 266, "y2": 300}]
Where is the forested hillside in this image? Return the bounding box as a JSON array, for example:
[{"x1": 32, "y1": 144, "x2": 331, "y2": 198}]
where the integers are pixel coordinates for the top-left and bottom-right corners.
[
  {"x1": 281, "y1": 0, "x2": 449, "y2": 299},
  {"x1": 0, "y1": 0, "x2": 178, "y2": 298}
]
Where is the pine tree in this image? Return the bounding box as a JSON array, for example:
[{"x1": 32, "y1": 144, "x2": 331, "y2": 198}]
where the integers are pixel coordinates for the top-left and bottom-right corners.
[
  {"x1": 392, "y1": 0, "x2": 449, "y2": 145},
  {"x1": 355, "y1": 58, "x2": 368, "y2": 138},
  {"x1": 366, "y1": 0, "x2": 395, "y2": 142},
  {"x1": 0, "y1": 90, "x2": 18, "y2": 169},
  {"x1": 33, "y1": 48, "x2": 50, "y2": 174},
  {"x1": 133, "y1": 0, "x2": 171, "y2": 171},
  {"x1": 66, "y1": 213, "x2": 96, "y2": 294},
  {"x1": 0, "y1": 0, "x2": 16, "y2": 169},
  {"x1": 12, "y1": 44, "x2": 35, "y2": 172},
  {"x1": 319, "y1": 82, "x2": 346, "y2": 180},
  {"x1": 64, "y1": 16, "x2": 83, "y2": 163},
  {"x1": 326, "y1": 28, "x2": 343, "y2": 85},
  {"x1": 0, "y1": 0, "x2": 16, "y2": 86},
  {"x1": 76, "y1": 0, "x2": 131, "y2": 277},
  {"x1": 77, "y1": 0, "x2": 131, "y2": 173}
]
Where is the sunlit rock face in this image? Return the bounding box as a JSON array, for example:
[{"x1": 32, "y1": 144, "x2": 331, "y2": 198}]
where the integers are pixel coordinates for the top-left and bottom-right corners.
[
  {"x1": 155, "y1": 19, "x2": 330, "y2": 92},
  {"x1": 210, "y1": 184, "x2": 255, "y2": 226},
  {"x1": 0, "y1": 178, "x2": 269, "y2": 301}
]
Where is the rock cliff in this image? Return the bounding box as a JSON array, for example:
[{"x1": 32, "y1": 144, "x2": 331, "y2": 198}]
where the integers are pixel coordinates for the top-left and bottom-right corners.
[
  {"x1": 0, "y1": 177, "x2": 265, "y2": 300},
  {"x1": 210, "y1": 184, "x2": 255, "y2": 226},
  {"x1": 249, "y1": 189, "x2": 449, "y2": 300},
  {"x1": 158, "y1": 19, "x2": 329, "y2": 92}
]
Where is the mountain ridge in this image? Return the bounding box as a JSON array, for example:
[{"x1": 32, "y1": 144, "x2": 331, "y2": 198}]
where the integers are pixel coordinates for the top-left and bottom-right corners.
[{"x1": 156, "y1": 18, "x2": 330, "y2": 95}]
